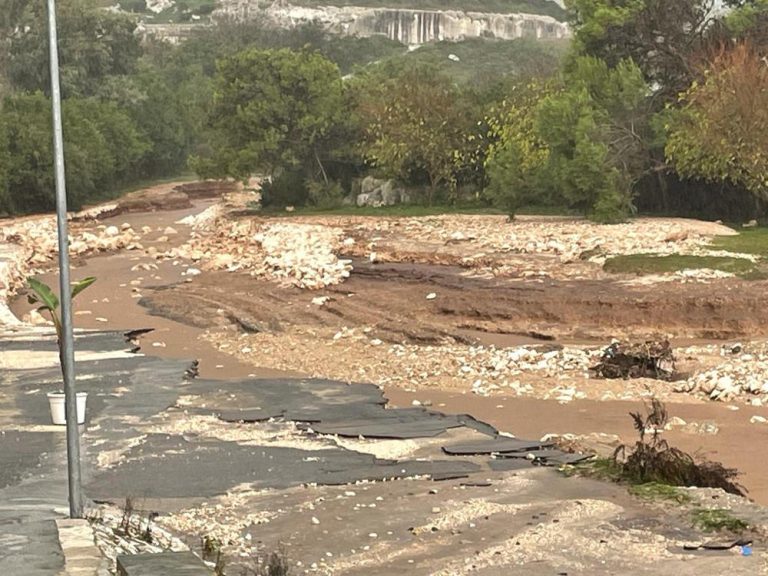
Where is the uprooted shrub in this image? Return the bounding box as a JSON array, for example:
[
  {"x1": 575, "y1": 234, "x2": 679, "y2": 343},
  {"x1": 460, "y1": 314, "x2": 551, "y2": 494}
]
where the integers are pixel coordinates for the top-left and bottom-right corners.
[
  {"x1": 592, "y1": 340, "x2": 675, "y2": 381},
  {"x1": 243, "y1": 544, "x2": 291, "y2": 576},
  {"x1": 612, "y1": 399, "x2": 744, "y2": 496}
]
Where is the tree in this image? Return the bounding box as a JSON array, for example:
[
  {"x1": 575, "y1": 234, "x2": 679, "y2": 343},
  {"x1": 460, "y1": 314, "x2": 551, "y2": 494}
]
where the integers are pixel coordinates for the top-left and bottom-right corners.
[
  {"x1": 565, "y1": 0, "x2": 716, "y2": 100},
  {"x1": 665, "y1": 42, "x2": 768, "y2": 201},
  {"x1": 354, "y1": 64, "x2": 476, "y2": 204},
  {"x1": 0, "y1": 92, "x2": 147, "y2": 214},
  {"x1": 8, "y1": 0, "x2": 141, "y2": 98},
  {"x1": 484, "y1": 82, "x2": 553, "y2": 215},
  {"x1": 536, "y1": 57, "x2": 651, "y2": 222},
  {"x1": 126, "y1": 63, "x2": 211, "y2": 178},
  {"x1": 194, "y1": 48, "x2": 345, "y2": 186},
  {"x1": 722, "y1": 0, "x2": 768, "y2": 45},
  {"x1": 0, "y1": 0, "x2": 29, "y2": 97}
]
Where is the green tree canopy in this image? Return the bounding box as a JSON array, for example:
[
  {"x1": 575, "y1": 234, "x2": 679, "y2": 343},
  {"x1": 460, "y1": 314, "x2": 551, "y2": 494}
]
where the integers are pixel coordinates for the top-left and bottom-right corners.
[
  {"x1": 536, "y1": 57, "x2": 651, "y2": 222},
  {"x1": 8, "y1": 0, "x2": 141, "y2": 98},
  {"x1": 353, "y1": 64, "x2": 480, "y2": 203},
  {"x1": 484, "y1": 81, "x2": 553, "y2": 215},
  {"x1": 665, "y1": 42, "x2": 768, "y2": 200},
  {"x1": 194, "y1": 48, "x2": 345, "y2": 183},
  {"x1": 565, "y1": 0, "x2": 715, "y2": 99},
  {"x1": 0, "y1": 92, "x2": 148, "y2": 214}
]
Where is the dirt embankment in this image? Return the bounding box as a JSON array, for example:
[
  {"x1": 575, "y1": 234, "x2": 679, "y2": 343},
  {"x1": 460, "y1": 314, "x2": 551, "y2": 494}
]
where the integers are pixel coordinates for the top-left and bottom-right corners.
[{"x1": 142, "y1": 260, "x2": 768, "y2": 345}]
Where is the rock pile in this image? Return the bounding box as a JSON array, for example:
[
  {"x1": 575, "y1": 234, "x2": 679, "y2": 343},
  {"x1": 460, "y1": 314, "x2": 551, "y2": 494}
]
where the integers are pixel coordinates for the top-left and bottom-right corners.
[
  {"x1": 354, "y1": 176, "x2": 409, "y2": 207},
  {"x1": 172, "y1": 220, "x2": 353, "y2": 289},
  {"x1": 677, "y1": 343, "x2": 768, "y2": 403}
]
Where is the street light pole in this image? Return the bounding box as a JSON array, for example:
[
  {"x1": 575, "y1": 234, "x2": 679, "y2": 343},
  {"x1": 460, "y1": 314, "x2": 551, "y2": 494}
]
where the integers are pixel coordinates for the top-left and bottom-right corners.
[{"x1": 45, "y1": 0, "x2": 83, "y2": 518}]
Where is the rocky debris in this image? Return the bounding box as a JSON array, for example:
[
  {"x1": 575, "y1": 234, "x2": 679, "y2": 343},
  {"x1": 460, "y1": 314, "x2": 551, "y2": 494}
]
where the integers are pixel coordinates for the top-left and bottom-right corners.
[
  {"x1": 211, "y1": 315, "x2": 689, "y2": 400},
  {"x1": 0, "y1": 216, "x2": 141, "y2": 325},
  {"x1": 339, "y1": 214, "x2": 733, "y2": 261},
  {"x1": 542, "y1": 432, "x2": 622, "y2": 458},
  {"x1": 89, "y1": 506, "x2": 189, "y2": 569},
  {"x1": 675, "y1": 269, "x2": 736, "y2": 280},
  {"x1": 157, "y1": 491, "x2": 276, "y2": 557},
  {"x1": 177, "y1": 205, "x2": 223, "y2": 230},
  {"x1": 283, "y1": 213, "x2": 740, "y2": 281},
  {"x1": 664, "y1": 417, "x2": 720, "y2": 435},
  {"x1": 591, "y1": 340, "x2": 675, "y2": 381},
  {"x1": 355, "y1": 176, "x2": 408, "y2": 207},
  {"x1": 370, "y1": 339, "x2": 595, "y2": 398},
  {"x1": 170, "y1": 220, "x2": 353, "y2": 289},
  {"x1": 676, "y1": 342, "x2": 768, "y2": 402}
]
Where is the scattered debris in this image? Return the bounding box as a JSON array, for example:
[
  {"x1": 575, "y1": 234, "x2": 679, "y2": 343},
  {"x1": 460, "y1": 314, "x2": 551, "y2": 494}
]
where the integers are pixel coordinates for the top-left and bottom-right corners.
[{"x1": 591, "y1": 340, "x2": 675, "y2": 381}]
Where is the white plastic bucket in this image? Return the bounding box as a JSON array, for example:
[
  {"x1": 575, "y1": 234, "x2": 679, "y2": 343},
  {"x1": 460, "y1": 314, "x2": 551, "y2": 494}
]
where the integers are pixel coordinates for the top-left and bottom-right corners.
[{"x1": 47, "y1": 392, "x2": 87, "y2": 425}]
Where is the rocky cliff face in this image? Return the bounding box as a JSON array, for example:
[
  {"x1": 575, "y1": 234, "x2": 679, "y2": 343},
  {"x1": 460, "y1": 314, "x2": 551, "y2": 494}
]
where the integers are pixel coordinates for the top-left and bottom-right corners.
[{"x1": 215, "y1": 2, "x2": 570, "y2": 45}]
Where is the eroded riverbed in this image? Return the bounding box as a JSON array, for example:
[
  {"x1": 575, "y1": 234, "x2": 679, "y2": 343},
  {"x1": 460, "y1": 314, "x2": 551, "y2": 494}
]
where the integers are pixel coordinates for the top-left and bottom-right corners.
[{"x1": 5, "y1": 182, "x2": 768, "y2": 573}]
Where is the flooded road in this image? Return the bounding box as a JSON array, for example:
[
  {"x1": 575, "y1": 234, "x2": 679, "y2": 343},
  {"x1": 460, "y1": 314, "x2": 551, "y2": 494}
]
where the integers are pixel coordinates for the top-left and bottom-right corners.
[{"x1": 11, "y1": 190, "x2": 768, "y2": 505}]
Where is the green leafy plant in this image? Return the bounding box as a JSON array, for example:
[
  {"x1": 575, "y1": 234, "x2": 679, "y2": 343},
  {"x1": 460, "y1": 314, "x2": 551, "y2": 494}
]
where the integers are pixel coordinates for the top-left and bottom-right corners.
[{"x1": 27, "y1": 276, "x2": 96, "y2": 346}]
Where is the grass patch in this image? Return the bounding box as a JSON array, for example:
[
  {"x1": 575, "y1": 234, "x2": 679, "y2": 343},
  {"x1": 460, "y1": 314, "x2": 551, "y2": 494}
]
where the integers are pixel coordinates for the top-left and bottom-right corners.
[
  {"x1": 628, "y1": 482, "x2": 692, "y2": 504},
  {"x1": 603, "y1": 254, "x2": 757, "y2": 277},
  {"x1": 709, "y1": 228, "x2": 768, "y2": 257},
  {"x1": 561, "y1": 457, "x2": 621, "y2": 481},
  {"x1": 691, "y1": 509, "x2": 749, "y2": 533}
]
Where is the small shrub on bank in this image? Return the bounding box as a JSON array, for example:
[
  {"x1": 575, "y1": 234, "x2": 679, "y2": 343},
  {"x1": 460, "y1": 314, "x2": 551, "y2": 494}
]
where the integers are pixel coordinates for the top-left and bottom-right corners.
[{"x1": 612, "y1": 399, "x2": 744, "y2": 496}]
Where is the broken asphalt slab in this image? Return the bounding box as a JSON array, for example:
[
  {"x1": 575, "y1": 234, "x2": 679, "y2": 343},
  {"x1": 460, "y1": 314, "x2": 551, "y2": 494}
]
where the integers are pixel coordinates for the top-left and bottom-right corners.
[
  {"x1": 204, "y1": 377, "x2": 497, "y2": 438},
  {"x1": 86, "y1": 433, "x2": 481, "y2": 499},
  {"x1": 442, "y1": 437, "x2": 552, "y2": 455}
]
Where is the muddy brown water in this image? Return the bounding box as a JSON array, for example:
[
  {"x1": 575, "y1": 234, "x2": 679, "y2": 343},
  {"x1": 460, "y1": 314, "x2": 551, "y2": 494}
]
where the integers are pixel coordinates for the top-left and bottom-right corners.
[
  {"x1": 10, "y1": 194, "x2": 768, "y2": 504},
  {"x1": 385, "y1": 388, "x2": 768, "y2": 503}
]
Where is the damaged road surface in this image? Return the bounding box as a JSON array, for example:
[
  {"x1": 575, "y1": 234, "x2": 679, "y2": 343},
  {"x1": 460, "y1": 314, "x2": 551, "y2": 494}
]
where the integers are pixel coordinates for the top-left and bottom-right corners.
[{"x1": 1, "y1": 328, "x2": 765, "y2": 575}]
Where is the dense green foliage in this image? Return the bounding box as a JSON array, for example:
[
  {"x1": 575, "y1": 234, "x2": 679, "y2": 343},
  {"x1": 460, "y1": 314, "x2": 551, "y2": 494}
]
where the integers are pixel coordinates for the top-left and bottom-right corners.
[
  {"x1": 0, "y1": 0, "x2": 208, "y2": 215},
  {"x1": 194, "y1": 48, "x2": 345, "y2": 184},
  {"x1": 354, "y1": 65, "x2": 478, "y2": 203},
  {"x1": 480, "y1": 0, "x2": 768, "y2": 221},
  {"x1": 4, "y1": 0, "x2": 768, "y2": 222}
]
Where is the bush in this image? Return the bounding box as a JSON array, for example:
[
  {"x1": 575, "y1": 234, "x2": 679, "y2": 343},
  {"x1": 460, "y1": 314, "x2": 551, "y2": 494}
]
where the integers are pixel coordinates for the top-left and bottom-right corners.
[
  {"x1": 307, "y1": 179, "x2": 344, "y2": 209},
  {"x1": 260, "y1": 170, "x2": 309, "y2": 208}
]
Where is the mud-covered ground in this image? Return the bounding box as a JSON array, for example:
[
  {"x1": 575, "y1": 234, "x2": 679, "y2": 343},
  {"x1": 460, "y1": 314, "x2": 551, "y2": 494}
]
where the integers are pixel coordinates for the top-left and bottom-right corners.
[{"x1": 6, "y1": 183, "x2": 768, "y2": 574}]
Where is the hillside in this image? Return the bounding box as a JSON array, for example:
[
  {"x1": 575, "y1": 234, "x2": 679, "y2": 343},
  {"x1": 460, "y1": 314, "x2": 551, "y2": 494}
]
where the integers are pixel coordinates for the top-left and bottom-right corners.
[
  {"x1": 117, "y1": 0, "x2": 567, "y2": 27},
  {"x1": 290, "y1": 0, "x2": 567, "y2": 19}
]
